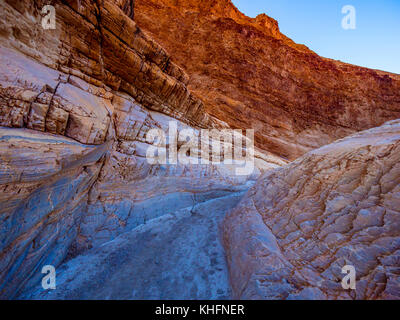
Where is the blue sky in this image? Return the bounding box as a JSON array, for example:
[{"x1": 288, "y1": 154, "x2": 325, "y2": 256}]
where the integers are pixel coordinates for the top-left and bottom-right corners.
[{"x1": 232, "y1": 0, "x2": 400, "y2": 74}]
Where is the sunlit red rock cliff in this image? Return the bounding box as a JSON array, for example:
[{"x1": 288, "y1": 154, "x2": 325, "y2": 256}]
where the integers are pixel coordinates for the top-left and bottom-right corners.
[
  {"x1": 0, "y1": 0, "x2": 399, "y2": 300},
  {"x1": 135, "y1": 0, "x2": 400, "y2": 160}
]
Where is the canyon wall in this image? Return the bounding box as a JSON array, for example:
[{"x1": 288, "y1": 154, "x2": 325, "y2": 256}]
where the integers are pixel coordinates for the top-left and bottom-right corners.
[
  {"x1": 0, "y1": 0, "x2": 280, "y2": 298},
  {"x1": 135, "y1": 0, "x2": 400, "y2": 160}
]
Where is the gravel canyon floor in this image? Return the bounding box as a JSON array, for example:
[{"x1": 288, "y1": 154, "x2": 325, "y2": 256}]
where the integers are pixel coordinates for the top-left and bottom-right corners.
[{"x1": 0, "y1": 0, "x2": 399, "y2": 300}]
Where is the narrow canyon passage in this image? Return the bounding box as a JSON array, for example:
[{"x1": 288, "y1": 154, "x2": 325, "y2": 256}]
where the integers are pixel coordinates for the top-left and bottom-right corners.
[
  {"x1": 21, "y1": 193, "x2": 245, "y2": 300},
  {"x1": 1, "y1": 0, "x2": 399, "y2": 301}
]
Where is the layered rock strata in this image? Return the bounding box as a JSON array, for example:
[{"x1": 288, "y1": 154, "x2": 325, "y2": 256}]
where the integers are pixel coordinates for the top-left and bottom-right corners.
[
  {"x1": 0, "y1": 0, "x2": 281, "y2": 299},
  {"x1": 0, "y1": 128, "x2": 107, "y2": 298},
  {"x1": 135, "y1": 0, "x2": 400, "y2": 160}
]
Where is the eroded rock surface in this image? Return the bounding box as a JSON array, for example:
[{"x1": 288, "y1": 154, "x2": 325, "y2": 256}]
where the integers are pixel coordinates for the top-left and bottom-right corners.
[
  {"x1": 135, "y1": 0, "x2": 400, "y2": 159},
  {"x1": 223, "y1": 120, "x2": 400, "y2": 300},
  {"x1": 0, "y1": 128, "x2": 107, "y2": 299},
  {"x1": 21, "y1": 193, "x2": 245, "y2": 300}
]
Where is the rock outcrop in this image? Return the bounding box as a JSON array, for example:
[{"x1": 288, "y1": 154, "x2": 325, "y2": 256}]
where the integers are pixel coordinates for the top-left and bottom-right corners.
[
  {"x1": 223, "y1": 120, "x2": 400, "y2": 300},
  {"x1": 135, "y1": 0, "x2": 400, "y2": 160},
  {"x1": 0, "y1": 128, "x2": 107, "y2": 298},
  {"x1": 0, "y1": 0, "x2": 214, "y2": 139},
  {"x1": 0, "y1": 0, "x2": 281, "y2": 299}
]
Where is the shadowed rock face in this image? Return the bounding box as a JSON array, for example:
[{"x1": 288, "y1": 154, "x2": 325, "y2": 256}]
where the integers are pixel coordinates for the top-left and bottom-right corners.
[
  {"x1": 20, "y1": 193, "x2": 245, "y2": 300},
  {"x1": 135, "y1": 0, "x2": 400, "y2": 160},
  {"x1": 223, "y1": 120, "x2": 400, "y2": 300},
  {"x1": 0, "y1": 128, "x2": 108, "y2": 298}
]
